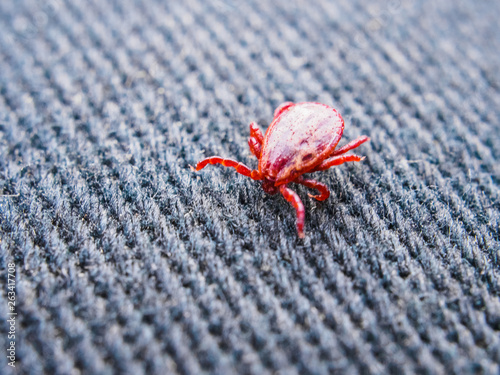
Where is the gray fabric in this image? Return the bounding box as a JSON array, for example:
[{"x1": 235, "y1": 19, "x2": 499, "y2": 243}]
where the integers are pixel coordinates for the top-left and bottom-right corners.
[{"x1": 1, "y1": 0, "x2": 499, "y2": 374}]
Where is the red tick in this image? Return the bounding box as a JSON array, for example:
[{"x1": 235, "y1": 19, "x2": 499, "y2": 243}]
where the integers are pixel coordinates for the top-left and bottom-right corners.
[{"x1": 195, "y1": 102, "x2": 370, "y2": 238}]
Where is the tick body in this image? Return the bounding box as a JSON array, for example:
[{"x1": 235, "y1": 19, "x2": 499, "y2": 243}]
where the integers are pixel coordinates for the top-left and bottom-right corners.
[{"x1": 195, "y1": 102, "x2": 369, "y2": 238}]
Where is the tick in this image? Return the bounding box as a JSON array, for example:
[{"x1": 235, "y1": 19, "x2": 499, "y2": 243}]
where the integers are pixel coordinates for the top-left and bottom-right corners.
[{"x1": 195, "y1": 102, "x2": 370, "y2": 238}]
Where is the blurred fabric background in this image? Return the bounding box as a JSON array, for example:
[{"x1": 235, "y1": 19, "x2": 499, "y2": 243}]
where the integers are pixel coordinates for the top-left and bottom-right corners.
[{"x1": 1, "y1": 0, "x2": 499, "y2": 374}]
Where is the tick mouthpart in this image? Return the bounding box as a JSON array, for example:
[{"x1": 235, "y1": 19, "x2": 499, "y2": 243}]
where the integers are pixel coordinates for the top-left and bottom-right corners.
[{"x1": 262, "y1": 179, "x2": 279, "y2": 195}]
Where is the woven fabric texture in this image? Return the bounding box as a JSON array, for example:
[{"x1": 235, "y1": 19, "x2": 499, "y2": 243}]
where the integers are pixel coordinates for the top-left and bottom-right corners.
[{"x1": 1, "y1": 0, "x2": 499, "y2": 374}]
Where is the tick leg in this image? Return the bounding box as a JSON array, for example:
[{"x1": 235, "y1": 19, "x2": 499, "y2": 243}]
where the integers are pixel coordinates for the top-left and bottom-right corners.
[
  {"x1": 313, "y1": 154, "x2": 365, "y2": 172},
  {"x1": 273, "y1": 102, "x2": 294, "y2": 118},
  {"x1": 279, "y1": 184, "x2": 306, "y2": 238},
  {"x1": 331, "y1": 136, "x2": 370, "y2": 156},
  {"x1": 296, "y1": 176, "x2": 330, "y2": 201},
  {"x1": 248, "y1": 136, "x2": 262, "y2": 158},
  {"x1": 196, "y1": 156, "x2": 263, "y2": 180},
  {"x1": 249, "y1": 122, "x2": 264, "y2": 144}
]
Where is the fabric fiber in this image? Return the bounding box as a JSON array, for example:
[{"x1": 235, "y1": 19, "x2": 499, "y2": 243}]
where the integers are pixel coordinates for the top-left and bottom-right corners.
[{"x1": 0, "y1": 0, "x2": 499, "y2": 374}]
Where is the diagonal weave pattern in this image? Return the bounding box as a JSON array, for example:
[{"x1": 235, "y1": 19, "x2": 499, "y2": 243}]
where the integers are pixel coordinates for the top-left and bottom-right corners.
[{"x1": 1, "y1": 0, "x2": 499, "y2": 374}]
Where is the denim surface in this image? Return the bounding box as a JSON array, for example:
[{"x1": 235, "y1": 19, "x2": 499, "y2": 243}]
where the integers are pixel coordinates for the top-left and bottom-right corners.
[{"x1": 0, "y1": 0, "x2": 499, "y2": 374}]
